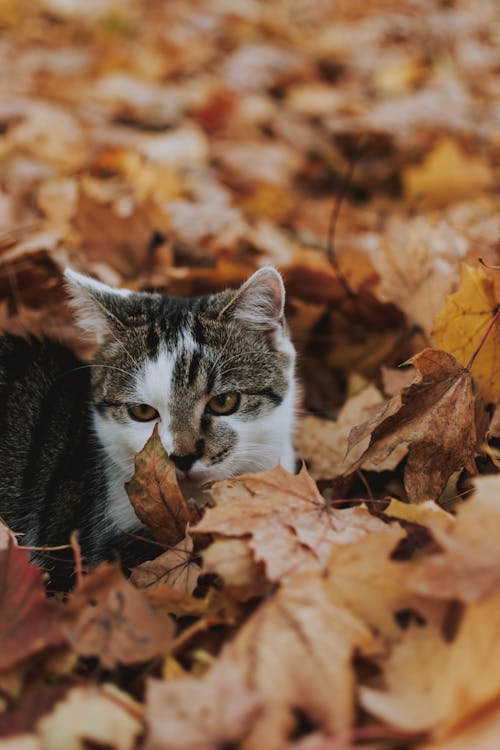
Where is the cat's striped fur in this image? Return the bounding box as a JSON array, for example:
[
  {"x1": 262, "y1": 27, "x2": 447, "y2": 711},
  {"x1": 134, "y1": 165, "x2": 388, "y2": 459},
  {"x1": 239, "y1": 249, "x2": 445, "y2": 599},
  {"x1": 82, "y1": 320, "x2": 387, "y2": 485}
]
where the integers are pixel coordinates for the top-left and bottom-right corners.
[{"x1": 0, "y1": 268, "x2": 296, "y2": 583}]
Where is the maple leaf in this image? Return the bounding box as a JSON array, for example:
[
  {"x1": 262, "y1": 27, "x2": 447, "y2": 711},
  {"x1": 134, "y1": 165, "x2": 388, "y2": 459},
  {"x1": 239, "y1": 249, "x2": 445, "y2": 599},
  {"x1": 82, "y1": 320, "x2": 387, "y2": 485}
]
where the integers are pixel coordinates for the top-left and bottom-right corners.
[
  {"x1": 432, "y1": 264, "x2": 500, "y2": 402},
  {"x1": 403, "y1": 138, "x2": 494, "y2": 207},
  {"x1": 125, "y1": 425, "x2": 197, "y2": 547},
  {"x1": 143, "y1": 658, "x2": 263, "y2": 750},
  {"x1": 296, "y1": 384, "x2": 385, "y2": 480},
  {"x1": 360, "y1": 591, "x2": 500, "y2": 736},
  {"x1": 420, "y1": 704, "x2": 500, "y2": 750},
  {"x1": 326, "y1": 524, "x2": 444, "y2": 643},
  {"x1": 130, "y1": 536, "x2": 199, "y2": 595},
  {"x1": 62, "y1": 563, "x2": 174, "y2": 669},
  {"x1": 36, "y1": 684, "x2": 143, "y2": 750},
  {"x1": 201, "y1": 537, "x2": 268, "y2": 600},
  {"x1": 409, "y1": 475, "x2": 500, "y2": 603},
  {"x1": 224, "y1": 573, "x2": 373, "y2": 749},
  {"x1": 0, "y1": 526, "x2": 65, "y2": 672},
  {"x1": 343, "y1": 348, "x2": 488, "y2": 503},
  {"x1": 193, "y1": 465, "x2": 387, "y2": 582}
]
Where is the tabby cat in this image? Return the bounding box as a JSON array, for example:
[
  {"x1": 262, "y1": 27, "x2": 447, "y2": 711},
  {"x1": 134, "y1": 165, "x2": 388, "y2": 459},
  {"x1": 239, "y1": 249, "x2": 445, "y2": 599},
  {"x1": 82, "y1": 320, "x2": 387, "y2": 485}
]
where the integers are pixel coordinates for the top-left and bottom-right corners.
[{"x1": 0, "y1": 267, "x2": 296, "y2": 578}]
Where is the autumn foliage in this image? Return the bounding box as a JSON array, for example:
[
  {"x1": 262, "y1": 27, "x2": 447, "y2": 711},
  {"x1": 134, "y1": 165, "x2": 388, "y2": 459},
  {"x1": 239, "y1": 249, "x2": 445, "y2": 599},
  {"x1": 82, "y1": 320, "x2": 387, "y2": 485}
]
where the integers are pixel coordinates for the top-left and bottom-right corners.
[{"x1": 1, "y1": 0, "x2": 500, "y2": 748}]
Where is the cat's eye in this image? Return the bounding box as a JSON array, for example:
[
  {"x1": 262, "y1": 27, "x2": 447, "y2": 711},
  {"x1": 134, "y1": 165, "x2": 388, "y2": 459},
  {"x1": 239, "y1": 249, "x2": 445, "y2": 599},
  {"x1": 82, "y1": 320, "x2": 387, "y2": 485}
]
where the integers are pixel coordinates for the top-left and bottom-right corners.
[
  {"x1": 206, "y1": 392, "x2": 240, "y2": 416},
  {"x1": 127, "y1": 403, "x2": 160, "y2": 422}
]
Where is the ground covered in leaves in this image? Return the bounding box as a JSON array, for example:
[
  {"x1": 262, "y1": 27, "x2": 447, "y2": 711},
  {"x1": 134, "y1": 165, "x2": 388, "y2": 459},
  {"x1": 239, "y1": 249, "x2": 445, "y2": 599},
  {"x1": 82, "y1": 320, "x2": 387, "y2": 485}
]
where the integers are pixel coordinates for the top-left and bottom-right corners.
[{"x1": 0, "y1": 0, "x2": 500, "y2": 748}]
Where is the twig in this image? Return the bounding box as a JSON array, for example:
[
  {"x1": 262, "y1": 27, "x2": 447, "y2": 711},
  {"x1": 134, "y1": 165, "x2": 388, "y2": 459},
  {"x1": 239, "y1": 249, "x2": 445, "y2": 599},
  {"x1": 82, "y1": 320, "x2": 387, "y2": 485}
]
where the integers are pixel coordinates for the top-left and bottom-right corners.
[
  {"x1": 70, "y1": 531, "x2": 83, "y2": 586},
  {"x1": 356, "y1": 468, "x2": 374, "y2": 501},
  {"x1": 325, "y1": 136, "x2": 368, "y2": 298}
]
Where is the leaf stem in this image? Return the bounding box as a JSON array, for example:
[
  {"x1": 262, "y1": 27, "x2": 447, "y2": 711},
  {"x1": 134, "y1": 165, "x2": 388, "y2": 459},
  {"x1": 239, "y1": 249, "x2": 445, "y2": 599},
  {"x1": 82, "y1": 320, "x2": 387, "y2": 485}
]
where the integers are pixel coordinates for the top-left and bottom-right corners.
[
  {"x1": 326, "y1": 136, "x2": 368, "y2": 298},
  {"x1": 466, "y1": 309, "x2": 500, "y2": 371}
]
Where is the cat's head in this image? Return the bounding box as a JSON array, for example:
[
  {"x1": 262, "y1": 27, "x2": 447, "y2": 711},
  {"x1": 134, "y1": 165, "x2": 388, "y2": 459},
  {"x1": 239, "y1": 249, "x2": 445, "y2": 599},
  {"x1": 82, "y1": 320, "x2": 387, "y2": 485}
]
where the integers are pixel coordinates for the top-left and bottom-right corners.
[{"x1": 65, "y1": 267, "x2": 296, "y2": 500}]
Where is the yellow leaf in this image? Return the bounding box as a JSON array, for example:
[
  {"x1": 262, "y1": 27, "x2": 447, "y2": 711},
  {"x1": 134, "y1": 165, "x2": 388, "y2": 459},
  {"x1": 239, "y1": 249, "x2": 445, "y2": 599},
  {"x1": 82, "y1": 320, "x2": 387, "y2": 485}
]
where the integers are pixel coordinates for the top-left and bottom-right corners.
[
  {"x1": 403, "y1": 139, "x2": 494, "y2": 207},
  {"x1": 432, "y1": 264, "x2": 500, "y2": 402}
]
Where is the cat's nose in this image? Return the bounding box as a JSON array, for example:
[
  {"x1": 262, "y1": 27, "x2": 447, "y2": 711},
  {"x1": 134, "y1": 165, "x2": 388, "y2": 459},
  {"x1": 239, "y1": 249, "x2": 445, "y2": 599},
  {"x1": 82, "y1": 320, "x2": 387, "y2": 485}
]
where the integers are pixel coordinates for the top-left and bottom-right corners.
[{"x1": 170, "y1": 440, "x2": 204, "y2": 473}]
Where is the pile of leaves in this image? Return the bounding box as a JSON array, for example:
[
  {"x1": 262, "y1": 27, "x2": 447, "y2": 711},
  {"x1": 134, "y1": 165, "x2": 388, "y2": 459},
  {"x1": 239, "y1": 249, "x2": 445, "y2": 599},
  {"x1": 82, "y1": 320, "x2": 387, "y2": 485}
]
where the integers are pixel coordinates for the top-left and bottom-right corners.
[{"x1": 0, "y1": 0, "x2": 499, "y2": 747}]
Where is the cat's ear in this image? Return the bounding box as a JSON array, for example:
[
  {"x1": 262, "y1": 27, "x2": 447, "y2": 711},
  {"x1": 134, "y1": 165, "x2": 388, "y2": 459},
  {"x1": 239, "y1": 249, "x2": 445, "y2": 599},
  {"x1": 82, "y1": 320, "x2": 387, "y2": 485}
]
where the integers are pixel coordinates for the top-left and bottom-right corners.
[
  {"x1": 219, "y1": 267, "x2": 285, "y2": 332},
  {"x1": 64, "y1": 268, "x2": 133, "y2": 343}
]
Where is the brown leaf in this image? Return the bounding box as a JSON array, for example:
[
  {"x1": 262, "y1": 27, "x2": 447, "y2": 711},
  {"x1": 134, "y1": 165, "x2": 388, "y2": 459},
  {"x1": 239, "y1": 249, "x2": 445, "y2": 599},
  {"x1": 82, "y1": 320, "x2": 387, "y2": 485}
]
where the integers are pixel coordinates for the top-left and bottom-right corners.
[
  {"x1": 296, "y1": 385, "x2": 385, "y2": 480},
  {"x1": 143, "y1": 658, "x2": 263, "y2": 750},
  {"x1": 326, "y1": 524, "x2": 444, "y2": 643},
  {"x1": 420, "y1": 703, "x2": 500, "y2": 750},
  {"x1": 130, "y1": 536, "x2": 199, "y2": 595},
  {"x1": 225, "y1": 573, "x2": 373, "y2": 749},
  {"x1": 432, "y1": 264, "x2": 500, "y2": 402},
  {"x1": 0, "y1": 526, "x2": 65, "y2": 672},
  {"x1": 343, "y1": 349, "x2": 488, "y2": 502},
  {"x1": 193, "y1": 465, "x2": 387, "y2": 582},
  {"x1": 125, "y1": 425, "x2": 195, "y2": 547},
  {"x1": 360, "y1": 592, "x2": 500, "y2": 736},
  {"x1": 409, "y1": 475, "x2": 500, "y2": 602},
  {"x1": 63, "y1": 563, "x2": 174, "y2": 669},
  {"x1": 36, "y1": 684, "x2": 143, "y2": 750},
  {"x1": 201, "y1": 538, "x2": 268, "y2": 600},
  {"x1": 403, "y1": 138, "x2": 494, "y2": 208}
]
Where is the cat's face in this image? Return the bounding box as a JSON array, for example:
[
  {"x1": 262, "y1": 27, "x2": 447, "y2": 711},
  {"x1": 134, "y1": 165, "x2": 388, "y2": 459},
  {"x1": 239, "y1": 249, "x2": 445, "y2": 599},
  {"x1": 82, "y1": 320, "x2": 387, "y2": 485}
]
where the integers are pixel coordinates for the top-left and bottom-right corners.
[{"x1": 65, "y1": 268, "x2": 296, "y2": 503}]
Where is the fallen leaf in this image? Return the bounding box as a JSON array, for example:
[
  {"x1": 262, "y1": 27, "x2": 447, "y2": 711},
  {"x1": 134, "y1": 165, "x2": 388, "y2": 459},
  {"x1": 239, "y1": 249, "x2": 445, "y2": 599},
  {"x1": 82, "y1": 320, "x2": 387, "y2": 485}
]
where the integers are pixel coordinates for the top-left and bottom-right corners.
[
  {"x1": 63, "y1": 563, "x2": 175, "y2": 669},
  {"x1": 370, "y1": 216, "x2": 466, "y2": 335},
  {"x1": 420, "y1": 702, "x2": 500, "y2": 750},
  {"x1": 0, "y1": 526, "x2": 65, "y2": 672},
  {"x1": 360, "y1": 592, "x2": 500, "y2": 736},
  {"x1": 403, "y1": 138, "x2": 494, "y2": 207},
  {"x1": 130, "y1": 536, "x2": 199, "y2": 595},
  {"x1": 201, "y1": 537, "x2": 268, "y2": 599},
  {"x1": 383, "y1": 498, "x2": 454, "y2": 530},
  {"x1": 296, "y1": 385, "x2": 385, "y2": 480},
  {"x1": 225, "y1": 573, "x2": 373, "y2": 749},
  {"x1": 327, "y1": 524, "x2": 444, "y2": 643},
  {"x1": 343, "y1": 349, "x2": 488, "y2": 502},
  {"x1": 381, "y1": 364, "x2": 416, "y2": 397},
  {"x1": 432, "y1": 264, "x2": 500, "y2": 402},
  {"x1": 36, "y1": 684, "x2": 143, "y2": 750},
  {"x1": 125, "y1": 425, "x2": 195, "y2": 547},
  {"x1": 143, "y1": 658, "x2": 263, "y2": 750},
  {"x1": 409, "y1": 475, "x2": 500, "y2": 602},
  {"x1": 193, "y1": 465, "x2": 387, "y2": 582},
  {"x1": 0, "y1": 738, "x2": 41, "y2": 750}
]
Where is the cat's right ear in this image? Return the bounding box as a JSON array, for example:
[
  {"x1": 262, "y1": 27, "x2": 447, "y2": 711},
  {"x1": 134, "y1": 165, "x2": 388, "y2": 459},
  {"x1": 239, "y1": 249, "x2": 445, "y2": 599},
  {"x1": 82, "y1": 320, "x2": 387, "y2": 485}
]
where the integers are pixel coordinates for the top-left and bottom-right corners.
[{"x1": 64, "y1": 268, "x2": 133, "y2": 343}]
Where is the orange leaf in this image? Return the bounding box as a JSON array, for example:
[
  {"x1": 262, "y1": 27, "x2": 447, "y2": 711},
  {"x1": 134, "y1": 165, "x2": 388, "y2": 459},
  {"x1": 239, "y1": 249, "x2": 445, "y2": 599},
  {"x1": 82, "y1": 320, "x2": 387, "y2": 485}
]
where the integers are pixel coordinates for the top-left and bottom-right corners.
[{"x1": 432, "y1": 264, "x2": 500, "y2": 402}]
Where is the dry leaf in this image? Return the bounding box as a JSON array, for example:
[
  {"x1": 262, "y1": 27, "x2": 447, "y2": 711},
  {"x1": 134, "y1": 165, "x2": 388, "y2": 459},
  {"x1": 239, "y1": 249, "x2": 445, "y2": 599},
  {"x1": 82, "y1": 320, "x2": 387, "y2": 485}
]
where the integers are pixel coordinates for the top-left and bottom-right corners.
[
  {"x1": 225, "y1": 573, "x2": 373, "y2": 749},
  {"x1": 296, "y1": 385, "x2": 385, "y2": 480},
  {"x1": 421, "y1": 704, "x2": 500, "y2": 750},
  {"x1": 403, "y1": 139, "x2": 494, "y2": 207},
  {"x1": 125, "y1": 425, "x2": 195, "y2": 547},
  {"x1": 63, "y1": 563, "x2": 175, "y2": 669},
  {"x1": 130, "y1": 536, "x2": 200, "y2": 595},
  {"x1": 193, "y1": 465, "x2": 387, "y2": 582},
  {"x1": 383, "y1": 497, "x2": 454, "y2": 530},
  {"x1": 343, "y1": 349, "x2": 488, "y2": 502},
  {"x1": 201, "y1": 538, "x2": 268, "y2": 601},
  {"x1": 409, "y1": 475, "x2": 500, "y2": 602},
  {"x1": 36, "y1": 685, "x2": 143, "y2": 750},
  {"x1": 327, "y1": 524, "x2": 443, "y2": 643},
  {"x1": 432, "y1": 264, "x2": 500, "y2": 402},
  {"x1": 144, "y1": 658, "x2": 263, "y2": 750},
  {"x1": 0, "y1": 526, "x2": 65, "y2": 672},
  {"x1": 360, "y1": 592, "x2": 500, "y2": 736}
]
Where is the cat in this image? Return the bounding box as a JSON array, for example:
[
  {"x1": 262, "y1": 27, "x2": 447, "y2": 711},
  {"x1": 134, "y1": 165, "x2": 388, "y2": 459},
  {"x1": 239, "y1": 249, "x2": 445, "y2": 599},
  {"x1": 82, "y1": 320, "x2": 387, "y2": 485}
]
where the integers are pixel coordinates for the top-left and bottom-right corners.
[{"x1": 0, "y1": 267, "x2": 296, "y2": 582}]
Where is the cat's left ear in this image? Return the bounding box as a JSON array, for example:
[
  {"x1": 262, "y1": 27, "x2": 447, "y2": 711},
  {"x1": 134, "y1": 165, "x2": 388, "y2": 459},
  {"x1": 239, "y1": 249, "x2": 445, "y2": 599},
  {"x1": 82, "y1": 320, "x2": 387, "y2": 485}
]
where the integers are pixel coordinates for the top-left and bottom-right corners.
[
  {"x1": 219, "y1": 266, "x2": 285, "y2": 333},
  {"x1": 64, "y1": 268, "x2": 134, "y2": 343}
]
